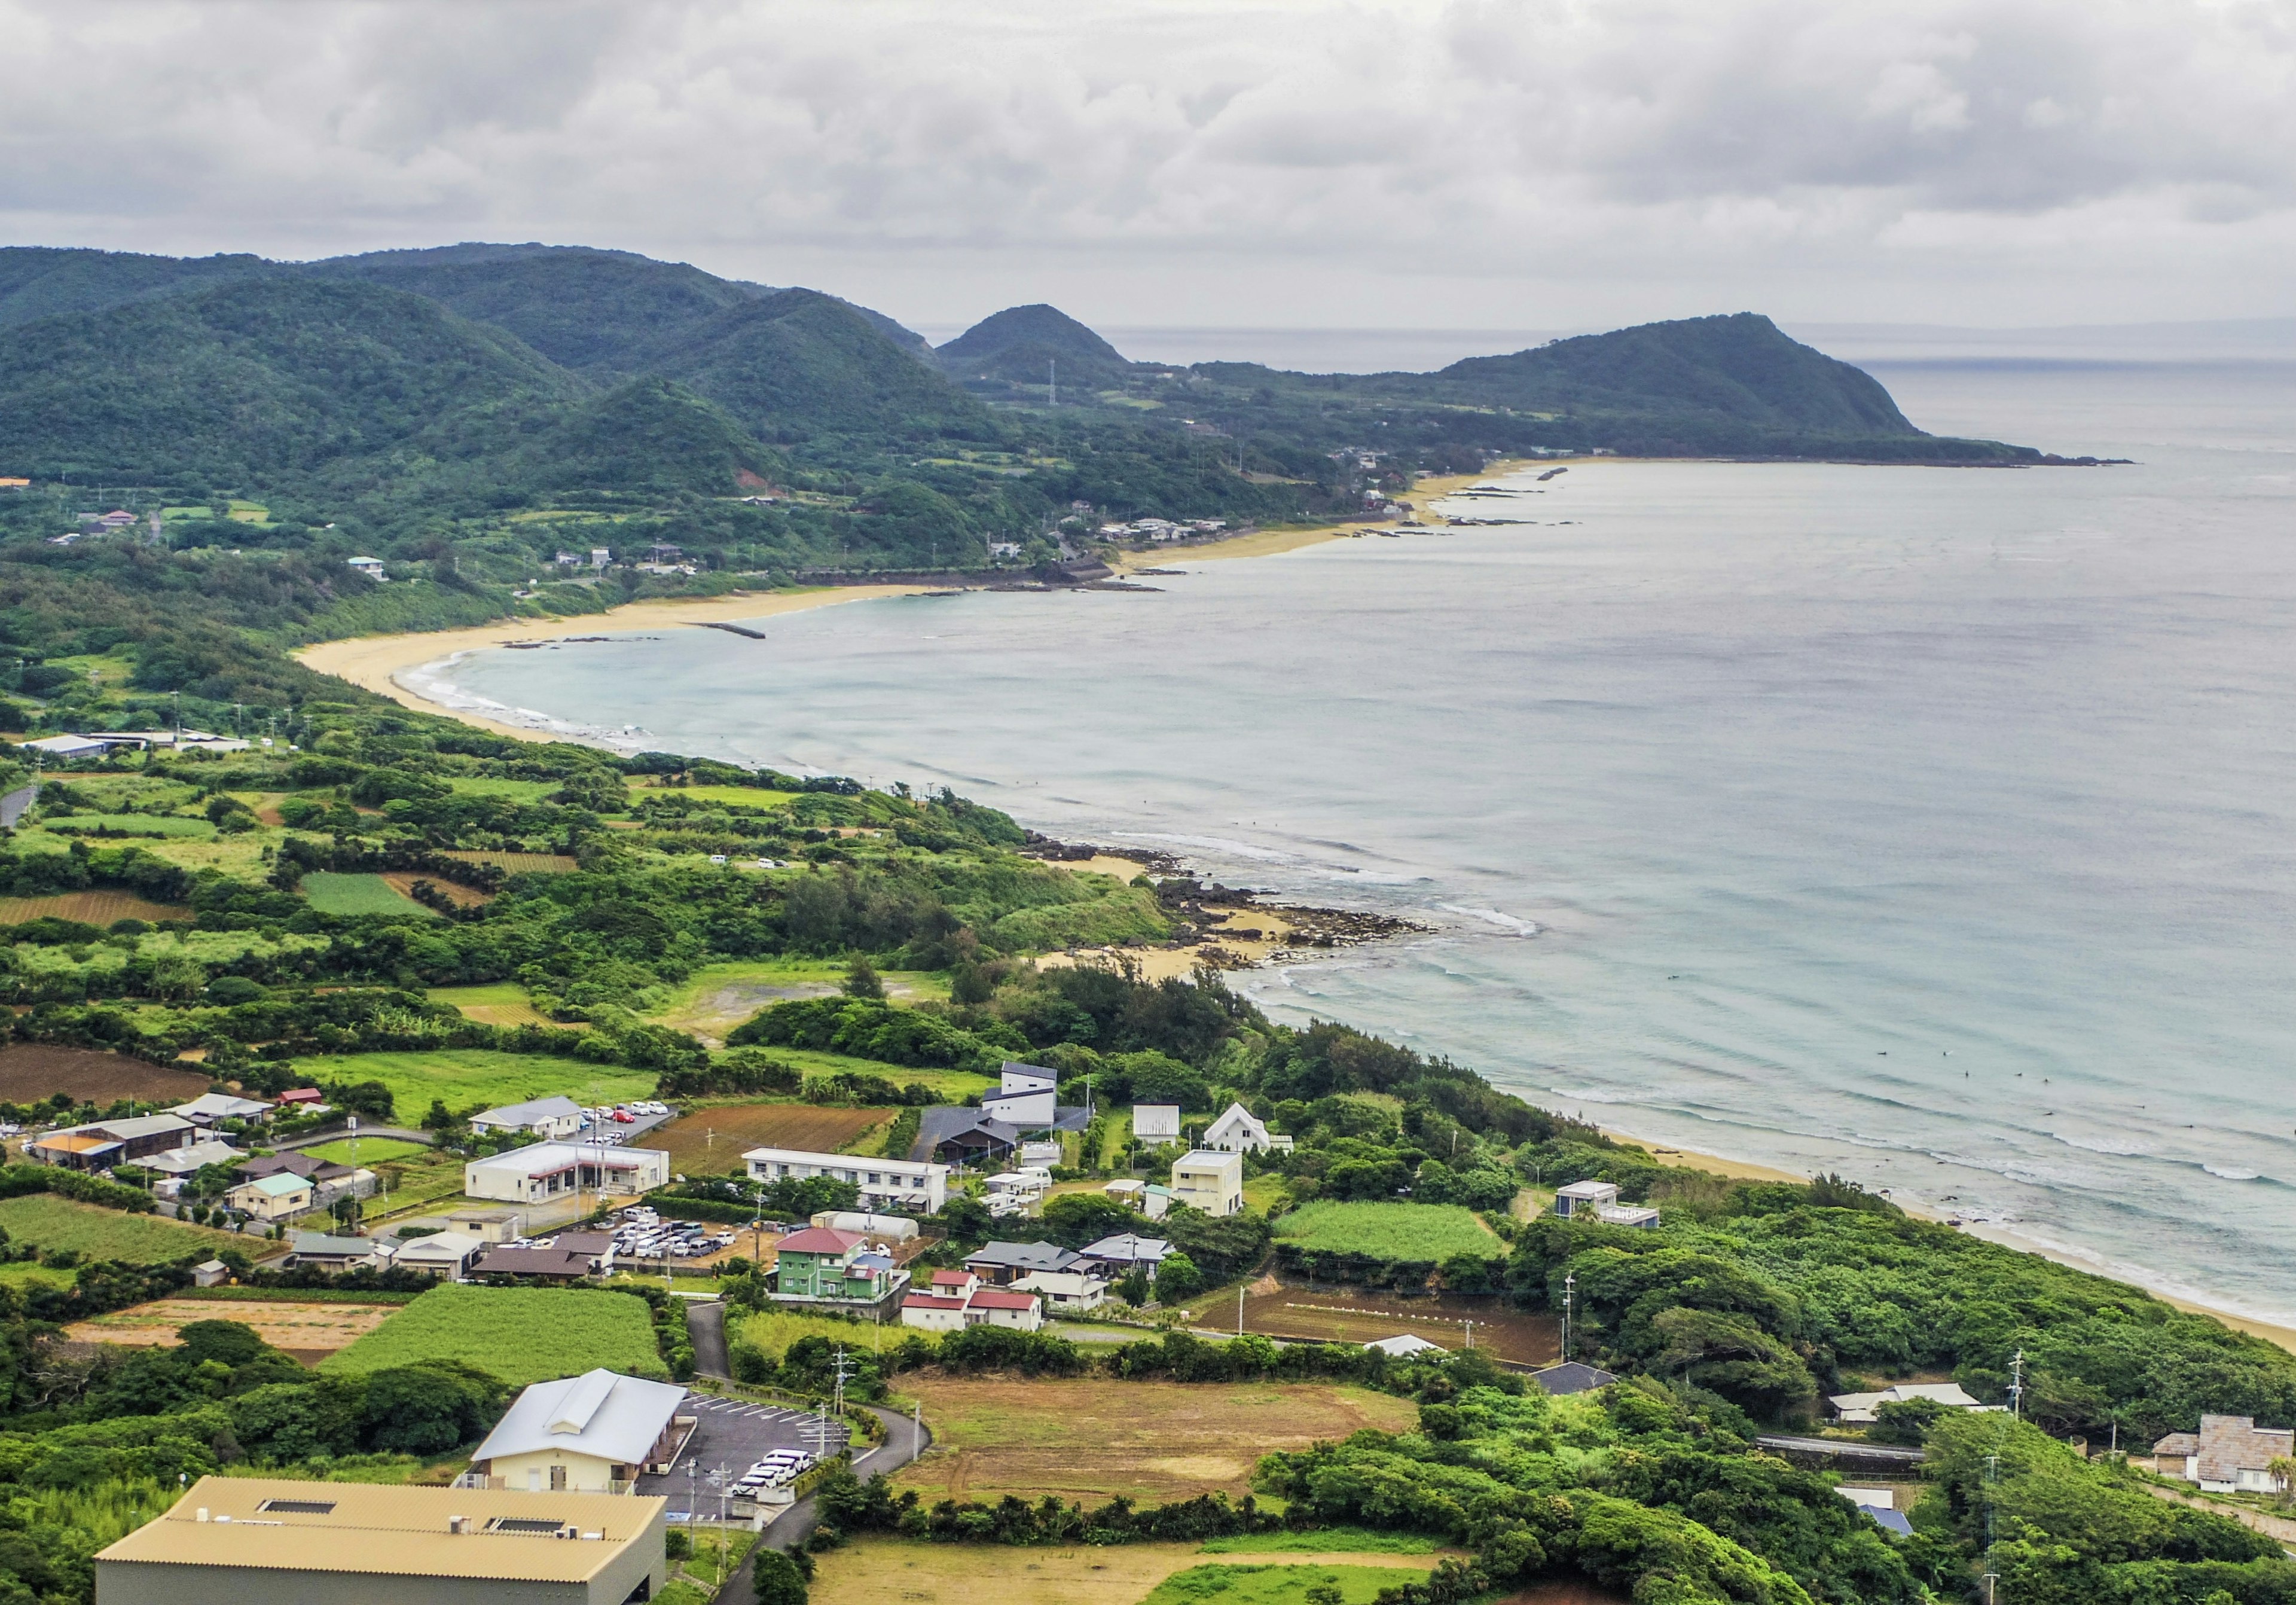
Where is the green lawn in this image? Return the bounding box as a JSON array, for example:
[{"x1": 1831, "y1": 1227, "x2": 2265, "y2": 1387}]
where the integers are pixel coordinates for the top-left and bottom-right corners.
[
  {"x1": 320, "y1": 1284, "x2": 667, "y2": 1384},
  {"x1": 299, "y1": 1049, "x2": 654, "y2": 1124},
  {"x1": 298, "y1": 1136, "x2": 430, "y2": 1167},
  {"x1": 1269, "y1": 1201, "x2": 1499, "y2": 1261},
  {"x1": 0, "y1": 1195, "x2": 240, "y2": 1264},
  {"x1": 732, "y1": 1307, "x2": 917, "y2": 1363},
  {"x1": 1199, "y1": 1529, "x2": 1437, "y2": 1555},
  {"x1": 42, "y1": 814, "x2": 215, "y2": 839},
  {"x1": 0, "y1": 1260, "x2": 80, "y2": 1291},
  {"x1": 1143, "y1": 1565, "x2": 1434, "y2": 1605},
  {"x1": 300, "y1": 872, "x2": 435, "y2": 918},
  {"x1": 444, "y1": 776, "x2": 561, "y2": 801},
  {"x1": 631, "y1": 783, "x2": 797, "y2": 810}
]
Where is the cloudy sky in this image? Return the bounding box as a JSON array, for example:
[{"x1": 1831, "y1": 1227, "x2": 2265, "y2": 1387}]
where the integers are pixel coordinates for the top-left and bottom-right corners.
[{"x1": 7, "y1": 0, "x2": 2292, "y2": 334}]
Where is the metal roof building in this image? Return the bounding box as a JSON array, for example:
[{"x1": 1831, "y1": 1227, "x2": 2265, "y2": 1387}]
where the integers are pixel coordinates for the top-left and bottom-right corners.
[{"x1": 93, "y1": 1475, "x2": 665, "y2": 1605}]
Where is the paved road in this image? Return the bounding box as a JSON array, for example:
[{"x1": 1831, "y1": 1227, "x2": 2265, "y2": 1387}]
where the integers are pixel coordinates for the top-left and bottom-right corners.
[
  {"x1": 273, "y1": 1125, "x2": 435, "y2": 1150},
  {"x1": 1755, "y1": 1435, "x2": 1926, "y2": 1466},
  {"x1": 688, "y1": 1301, "x2": 731, "y2": 1380}
]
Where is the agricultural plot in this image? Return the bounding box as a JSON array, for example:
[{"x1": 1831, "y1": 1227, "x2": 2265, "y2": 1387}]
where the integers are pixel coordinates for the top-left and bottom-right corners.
[
  {"x1": 298, "y1": 1136, "x2": 429, "y2": 1167},
  {"x1": 649, "y1": 960, "x2": 949, "y2": 1043},
  {"x1": 1217, "y1": 1279, "x2": 1558, "y2": 1366},
  {"x1": 41, "y1": 814, "x2": 214, "y2": 839},
  {"x1": 1270, "y1": 1202, "x2": 1498, "y2": 1261},
  {"x1": 380, "y1": 871, "x2": 489, "y2": 908},
  {"x1": 426, "y1": 983, "x2": 566, "y2": 1029},
  {"x1": 0, "y1": 1044, "x2": 212, "y2": 1105},
  {"x1": 63, "y1": 1297, "x2": 398, "y2": 1362},
  {"x1": 0, "y1": 1195, "x2": 239, "y2": 1264},
  {"x1": 807, "y1": 1542, "x2": 1445, "y2": 1605},
  {"x1": 630, "y1": 782, "x2": 798, "y2": 810},
  {"x1": 655, "y1": 1103, "x2": 889, "y2": 1173},
  {"x1": 299, "y1": 872, "x2": 435, "y2": 917},
  {"x1": 295, "y1": 1049, "x2": 654, "y2": 1123},
  {"x1": 320, "y1": 1284, "x2": 666, "y2": 1384},
  {"x1": 444, "y1": 849, "x2": 581, "y2": 874},
  {"x1": 0, "y1": 891, "x2": 192, "y2": 926},
  {"x1": 890, "y1": 1377, "x2": 1416, "y2": 1508}
]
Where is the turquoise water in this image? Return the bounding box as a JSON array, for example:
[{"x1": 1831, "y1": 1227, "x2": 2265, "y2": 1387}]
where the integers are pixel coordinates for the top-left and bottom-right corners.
[{"x1": 426, "y1": 355, "x2": 2296, "y2": 1323}]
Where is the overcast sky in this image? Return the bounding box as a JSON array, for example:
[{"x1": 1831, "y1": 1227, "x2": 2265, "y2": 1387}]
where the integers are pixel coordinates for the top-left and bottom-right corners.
[{"x1": 6, "y1": 0, "x2": 2292, "y2": 334}]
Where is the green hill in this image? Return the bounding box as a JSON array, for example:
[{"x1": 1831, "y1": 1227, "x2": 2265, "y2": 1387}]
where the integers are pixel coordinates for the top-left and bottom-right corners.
[
  {"x1": 936, "y1": 303, "x2": 1137, "y2": 389},
  {"x1": 0, "y1": 246, "x2": 277, "y2": 329},
  {"x1": 523, "y1": 376, "x2": 787, "y2": 493}
]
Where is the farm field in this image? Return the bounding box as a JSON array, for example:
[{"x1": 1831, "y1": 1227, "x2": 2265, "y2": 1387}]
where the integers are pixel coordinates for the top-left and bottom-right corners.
[
  {"x1": 295, "y1": 1049, "x2": 654, "y2": 1123},
  {"x1": 426, "y1": 983, "x2": 567, "y2": 1029},
  {"x1": 731, "y1": 1308, "x2": 915, "y2": 1362},
  {"x1": 655, "y1": 1103, "x2": 889, "y2": 1173},
  {"x1": 298, "y1": 1136, "x2": 429, "y2": 1167},
  {"x1": 443, "y1": 849, "x2": 581, "y2": 874},
  {"x1": 890, "y1": 1377, "x2": 1417, "y2": 1507},
  {"x1": 320, "y1": 1284, "x2": 666, "y2": 1384},
  {"x1": 0, "y1": 1044, "x2": 213, "y2": 1105},
  {"x1": 380, "y1": 871, "x2": 489, "y2": 908},
  {"x1": 1210, "y1": 1278, "x2": 1558, "y2": 1367},
  {"x1": 630, "y1": 781, "x2": 799, "y2": 809},
  {"x1": 63, "y1": 1297, "x2": 397, "y2": 1362},
  {"x1": 807, "y1": 1541, "x2": 1444, "y2": 1605},
  {"x1": 1271, "y1": 1202, "x2": 1499, "y2": 1261},
  {"x1": 299, "y1": 871, "x2": 434, "y2": 917},
  {"x1": 0, "y1": 891, "x2": 192, "y2": 925},
  {"x1": 649, "y1": 959, "x2": 951, "y2": 1043},
  {"x1": 42, "y1": 814, "x2": 213, "y2": 839},
  {"x1": 445, "y1": 776, "x2": 560, "y2": 801},
  {"x1": 0, "y1": 1195, "x2": 240, "y2": 1263},
  {"x1": 0, "y1": 1261, "x2": 78, "y2": 1291}
]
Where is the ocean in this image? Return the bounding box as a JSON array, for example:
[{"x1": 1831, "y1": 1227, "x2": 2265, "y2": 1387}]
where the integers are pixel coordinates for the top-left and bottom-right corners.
[{"x1": 420, "y1": 332, "x2": 2296, "y2": 1325}]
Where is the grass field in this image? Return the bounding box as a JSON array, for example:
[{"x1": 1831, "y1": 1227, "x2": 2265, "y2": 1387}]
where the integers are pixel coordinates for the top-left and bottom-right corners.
[
  {"x1": 631, "y1": 782, "x2": 799, "y2": 810},
  {"x1": 445, "y1": 777, "x2": 560, "y2": 801},
  {"x1": 1210, "y1": 1280, "x2": 1558, "y2": 1366},
  {"x1": 0, "y1": 1195, "x2": 240, "y2": 1263},
  {"x1": 1200, "y1": 1530, "x2": 1437, "y2": 1555},
  {"x1": 0, "y1": 891, "x2": 192, "y2": 925},
  {"x1": 891, "y1": 1377, "x2": 1417, "y2": 1507},
  {"x1": 1270, "y1": 1202, "x2": 1498, "y2": 1260},
  {"x1": 805, "y1": 1541, "x2": 1444, "y2": 1605},
  {"x1": 426, "y1": 984, "x2": 566, "y2": 1029},
  {"x1": 320, "y1": 1284, "x2": 667, "y2": 1384},
  {"x1": 731, "y1": 1308, "x2": 915, "y2": 1362},
  {"x1": 443, "y1": 849, "x2": 581, "y2": 874},
  {"x1": 300, "y1": 872, "x2": 436, "y2": 918},
  {"x1": 0, "y1": 1261, "x2": 78, "y2": 1291},
  {"x1": 294, "y1": 1049, "x2": 654, "y2": 1122},
  {"x1": 42, "y1": 814, "x2": 214, "y2": 839},
  {"x1": 1144, "y1": 1564, "x2": 1433, "y2": 1605},
  {"x1": 298, "y1": 1136, "x2": 429, "y2": 1167},
  {"x1": 657, "y1": 1103, "x2": 889, "y2": 1173},
  {"x1": 648, "y1": 959, "x2": 951, "y2": 1043},
  {"x1": 65, "y1": 1297, "x2": 397, "y2": 1360},
  {"x1": 0, "y1": 1044, "x2": 213, "y2": 1104}
]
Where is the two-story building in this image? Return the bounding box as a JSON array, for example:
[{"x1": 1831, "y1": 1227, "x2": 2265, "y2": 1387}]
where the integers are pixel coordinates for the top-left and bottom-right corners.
[
  {"x1": 743, "y1": 1147, "x2": 948, "y2": 1214},
  {"x1": 1171, "y1": 1148, "x2": 1245, "y2": 1216},
  {"x1": 466, "y1": 1368, "x2": 692, "y2": 1494},
  {"x1": 769, "y1": 1227, "x2": 908, "y2": 1307},
  {"x1": 25, "y1": 1113, "x2": 195, "y2": 1171},
  {"x1": 897, "y1": 1270, "x2": 1043, "y2": 1333}
]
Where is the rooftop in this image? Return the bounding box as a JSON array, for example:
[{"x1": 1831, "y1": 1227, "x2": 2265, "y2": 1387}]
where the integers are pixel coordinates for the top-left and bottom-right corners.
[
  {"x1": 962, "y1": 1240, "x2": 1076, "y2": 1272},
  {"x1": 472, "y1": 1369, "x2": 687, "y2": 1468},
  {"x1": 471, "y1": 1141, "x2": 665, "y2": 1178},
  {"x1": 472, "y1": 1095, "x2": 584, "y2": 1126},
  {"x1": 774, "y1": 1227, "x2": 865, "y2": 1255},
  {"x1": 95, "y1": 1476, "x2": 662, "y2": 1582}
]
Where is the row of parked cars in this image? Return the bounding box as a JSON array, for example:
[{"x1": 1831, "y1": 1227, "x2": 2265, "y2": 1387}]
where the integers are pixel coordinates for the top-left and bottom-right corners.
[
  {"x1": 733, "y1": 1449, "x2": 821, "y2": 1500},
  {"x1": 607, "y1": 1206, "x2": 738, "y2": 1261}
]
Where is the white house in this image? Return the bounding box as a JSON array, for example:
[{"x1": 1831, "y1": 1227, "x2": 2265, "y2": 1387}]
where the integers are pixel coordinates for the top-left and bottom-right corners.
[
  {"x1": 1079, "y1": 1232, "x2": 1170, "y2": 1274},
  {"x1": 899, "y1": 1272, "x2": 1042, "y2": 1334},
  {"x1": 346, "y1": 556, "x2": 386, "y2": 581},
  {"x1": 387, "y1": 1230, "x2": 486, "y2": 1279},
  {"x1": 743, "y1": 1147, "x2": 948, "y2": 1213},
  {"x1": 1366, "y1": 1334, "x2": 1448, "y2": 1359},
  {"x1": 1595, "y1": 1203, "x2": 1662, "y2": 1229},
  {"x1": 1171, "y1": 1148, "x2": 1245, "y2": 1216},
  {"x1": 464, "y1": 1143, "x2": 671, "y2": 1206},
  {"x1": 468, "y1": 1368, "x2": 691, "y2": 1493},
  {"x1": 2152, "y1": 1416, "x2": 2295, "y2": 1493},
  {"x1": 1827, "y1": 1382, "x2": 1986, "y2": 1426},
  {"x1": 470, "y1": 1095, "x2": 587, "y2": 1141},
  {"x1": 1204, "y1": 1102, "x2": 1293, "y2": 1154},
  {"x1": 1552, "y1": 1180, "x2": 1620, "y2": 1219},
  {"x1": 167, "y1": 1093, "x2": 271, "y2": 1127},
  {"x1": 1012, "y1": 1268, "x2": 1107, "y2": 1315},
  {"x1": 980, "y1": 1063, "x2": 1059, "y2": 1128},
  {"x1": 1132, "y1": 1104, "x2": 1182, "y2": 1147},
  {"x1": 226, "y1": 1171, "x2": 313, "y2": 1221}
]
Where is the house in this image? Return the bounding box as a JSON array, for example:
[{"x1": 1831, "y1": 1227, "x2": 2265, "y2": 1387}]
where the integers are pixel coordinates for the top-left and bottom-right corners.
[
  {"x1": 981, "y1": 1062, "x2": 1060, "y2": 1127},
  {"x1": 1531, "y1": 1361, "x2": 1620, "y2": 1396},
  {"x1": 1102, "y1": 1178, "x2": 1170, "y2": 1220},
  {"x1": 25, "y1": 1113, "x2": 195, "y2": 1171},
  {"x1": 135, "y1": 1138, "x2": 243, "y2": 1185},
  {"x1": 227, "y1": 1171, "x2": 314, "y2": 1220},
  {"x1": 1078, "y1": 1233, "x2": 1171, "y2": 1275},
  {"x1": 463, "y1": 1142, "x2": 670, "y2": 1204},
  {"x1": 14, "y1": 734, "x2": 111, "y2": 759},
  {"x1": 1366, "y1": 1334, "x2": 1448, "y2": 1359},
  {"x1": 1012, "y1": 1268, "x2": 1107, "y2": 1315},
  {"x1": 1596, "y1": 1204, "x2": 1662, "y2": 1229},
  {"x1": 233, "y1": 1151, "x2": 376, "y2": 1208},
  {"x1": 961, "y1": 1240, "x2": 1079, "y2": 1286},
  {"x1": 388, "y1": 1230, "x2": 485, "y2": 1278},
  {"x1": 1132, "y1": 1104, "x2": 1183, "y2": 1148},
  {"x1": 743, "y1": 1146, "x2": 948, "y2": 1213},
  {"x1": 899, "y1": 1273, "x2": 1043, "y2": 1333},
  {"x1": 93, "y1": 1476, "x2": 667, "y2": 1605},
  {"x1": 472, "y1": 1245, "x2": 604, "y2": 1281},
  {"x1": 2153, "y1": 1415, "x2": 2295, "y2": 1493},
  {"x1": 167, "y1": 1093, "x2": 271, "y2": 1127},
  {"x1": 275, "y1": 1088, "x2": 325, "y2": 1109},
  {"x1": 770, "y1": 1228, "x2": 908, "y2": 1307},
  {"x1": 1171, "y1": 1148, "x2": 1245, "y2": 1216},
  {"x1": 346, "y1": 556, "x2": 387, "y2": 581},
  {"x1": 898, "y1": 1293, "x2": 972, "y2": 1333},
  {"x1": 284, "y1": 1232, "x2": 380, "y2": 1272},
  {"x1": 1552, "y1": 1179, "x2": 1621, "y2": 1219},
  {"x1": 913, "y1": 1106, "x2": 1025, "y2": 1167},
  {"x1": 1204, "y1": 1101, "x2": 1293, "y2": 1154},
  {"x1": 191, "y1": 1260, "x2": 229, "y2": 1287},
  {"x1": 470, "y1": 1371, "x2": 691, "y2": 1492},
  {"x1": 1827, "y1": 1382, "x2": 1985, "y2": 1426},
  {"x1": 470, "y1": 1096, "x2": 587, "y2": 1142},
  {"x1": 448, "y1": 1206, "x2": 527, "y2": 1244}
]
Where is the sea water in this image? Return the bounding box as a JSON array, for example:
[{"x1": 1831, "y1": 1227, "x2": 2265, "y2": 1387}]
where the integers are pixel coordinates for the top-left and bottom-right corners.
[{"x1": 429, "y1": 343, "x2": 2296, "y2": 1324}]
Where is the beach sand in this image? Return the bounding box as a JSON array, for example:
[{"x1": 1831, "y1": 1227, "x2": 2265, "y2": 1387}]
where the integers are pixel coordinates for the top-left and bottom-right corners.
[
  {"x1": 1107, "y1": 465, "x2": 1525, "y2": 573},
  {"x1": 294, "y1": 584, "x2": 935, "y2": 740}
]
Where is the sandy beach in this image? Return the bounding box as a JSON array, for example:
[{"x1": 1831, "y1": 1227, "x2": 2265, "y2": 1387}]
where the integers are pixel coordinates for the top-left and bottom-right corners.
[{"x1": 1108, "y1": 464, "x2": 1522, "y2": 574}]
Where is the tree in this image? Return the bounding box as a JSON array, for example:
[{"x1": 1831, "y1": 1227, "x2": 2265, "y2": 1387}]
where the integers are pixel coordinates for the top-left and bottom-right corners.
[
  {"x1": 842, "y1": 954, "x2": 884, "y2": 999},
  {"x1": 754, "y1": 1546, "x2": 810, "y2": 1605},
  {"x1": 1153, "y1": 1252, "x2": 1204, "y2": 1305}
]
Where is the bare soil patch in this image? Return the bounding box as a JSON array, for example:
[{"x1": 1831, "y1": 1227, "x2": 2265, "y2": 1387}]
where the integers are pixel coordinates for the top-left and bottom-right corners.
[
  {"x1": 892, "y1": 1375, "x2": 1418, "y2": 1507},
  {"x1": 654, "y1": 1103, "x2": 890, "y2": 1173},
  {"x1": 63, "y1": 1297, "x2": 396, "y2": 1364},
  {"x1": 0, "y1": 1045, "x2": 212, "y2": 1106},
  {"x1": 379, "y1": 871, "x2": 491, "y2": 908},
  {"x1": 1230, "y1": 1277, "x2": 1559, "y2": 1366},
  {"x1": 0, "y1": 891, "x2": 192, "y2": 926},
  {"x1": 808, "y1": 1540, "x2": 1443, "y2": 1605}
]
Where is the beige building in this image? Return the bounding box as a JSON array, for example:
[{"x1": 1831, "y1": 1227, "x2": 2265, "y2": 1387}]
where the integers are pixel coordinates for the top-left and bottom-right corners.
[
  {"x1": 1171, "y1": 1148, "x2": 1245, "y2": 1216},
  {"x1": 225, "y1": 1171, "x2": 314, "y2": 1220},
  {"x1": 467, "y1": 1368, "x2": 692, "y2": 1494},
  {"x1": 93, "y1": 1475, "x2": 664, "y2": 1605}
]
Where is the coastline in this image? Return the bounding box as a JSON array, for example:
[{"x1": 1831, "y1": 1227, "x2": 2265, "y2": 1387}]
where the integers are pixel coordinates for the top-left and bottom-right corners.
[{"x1": 1107, "y1": 464, "x2": 1521, "y2": 575}]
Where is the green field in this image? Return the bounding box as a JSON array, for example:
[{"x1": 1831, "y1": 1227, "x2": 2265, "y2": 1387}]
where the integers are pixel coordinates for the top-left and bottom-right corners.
[
  {"x1": 320, "y1": 1284, "x2": 667, "y2": 1384},
  {"x1": 444, "y1": 776, "x2": 561, "y2": 801},
  {"x1": 1269, "y1": 1201, "x2": 1498, "y2": 1260},
  {"x1": 0, "y1": 1195, "x2": 240, "y2": 1264},
  {"x1": 0, "y1": 1260, "x2": 79, "y2": 1291},
  {"x1": 732, "y1": 1307, "x2": 918, "y2": 1362},
  {"x1": 298, "y1": 1136, "x2": 430, "y2": 1167},
  {"x1": 1143, "y1": 1564, "x2": 1428, "y2": 1605},
  {"x1": 631, "y1": 783, "x2": 798, "y2": 810},
  {"x1": 298, "y1": 1049, "x2": 654, "y2": 1122},
  {"x1": 299, "y1": 872, "x2": 434, "y2": 917},
  {"x1": 1199, "y1": 1530, "x2": 1436, "y2": 1555},
  {"x1": 42, "y1": 814, "x2": 215, "y2": 839}
]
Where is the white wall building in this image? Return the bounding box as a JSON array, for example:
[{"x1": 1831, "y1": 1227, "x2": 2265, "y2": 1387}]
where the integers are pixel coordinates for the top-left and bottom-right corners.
[
  {"x1": 469, "y1": 1368, "x2": 691, "y2": 1493},
  {"x1": 1203, "y1": 1101, "x2": 1293, "y2": 1154},
  {"x1": 470, "y1": 1096, "x2": 588, "y2": 1141},
  {"x1": 1171, "y1": 1148, "x2": 1245, "y2": 1216},
  {"x1": 743, "y1": 1147, "x2": 948, "y2": 1213},
  {"x1": 1132, "y1": 1104, "x2": 1182, "y2": 1147},
  {"x1": 465, "y1": 1143, "x2": 670, "y2": 1205}
]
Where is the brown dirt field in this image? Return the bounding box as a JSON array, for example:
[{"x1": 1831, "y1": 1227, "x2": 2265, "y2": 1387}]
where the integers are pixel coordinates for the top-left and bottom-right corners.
[
  {"x1": 654, "y1": 1103, "x2": 890, "y2": 1173},
  {"x1": 444, "y1": 850, "x2": 581, "y2": 874},
  {"x1": 0, "y1": 1045, "x2": 213, "y2": 1105},
  {"x1": 0, "y1": 891, "x2": 192, "y2": 925},
  {"x1": 62, "y1": 1298, "x2": 397, "y2": 1364},
  {"x1": 808, "y1": 1540, "x2": 1443, "y2": 1605},
  {"x1": 379, "y1": 871, "x2": 491, "y2": 908},
  {"x1": 1230, "y1": 1278, "x2": 1560, "y2": 1366},
  {"x1": 891, "y1": 1376, "x2": 1419, "y2": 1507}
]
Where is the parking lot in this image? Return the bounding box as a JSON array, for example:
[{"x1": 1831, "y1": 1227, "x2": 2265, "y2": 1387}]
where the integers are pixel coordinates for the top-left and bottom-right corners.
[{"x1": 642, "y1": 1390, "x2": 851, "y2": 1518}]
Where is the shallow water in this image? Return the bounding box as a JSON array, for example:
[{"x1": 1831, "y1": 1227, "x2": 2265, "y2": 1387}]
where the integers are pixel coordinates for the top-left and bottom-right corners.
[{"x1": 433, "y1": 350, "x2": 2296, "y2": 1323}]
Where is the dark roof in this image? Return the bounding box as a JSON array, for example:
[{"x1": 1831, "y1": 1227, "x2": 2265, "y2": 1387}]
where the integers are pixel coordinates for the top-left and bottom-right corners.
[
  {"x1": 912, "y1": 1106, "x2": 1021, "y2": 1162},
  {"x1": 1867, "y1": 1508, "x2": 1914, "y2": 1536},
  {"x1": 550, "y1": 1232, "x2": 614, "y2": 1256},
  {"x1": 1531, "y1": 1361, "x2": 1619, "y2": 1396},
  {"x1": 236, "y1": 1152, "x2": 350, "y2": 1183},
  {"x1": 963, "y1": 1241, "x2": 1078, "y2": 1273},
  {"x1": 471, "y1": 1247, "x2": 596, "y2": 1279}
]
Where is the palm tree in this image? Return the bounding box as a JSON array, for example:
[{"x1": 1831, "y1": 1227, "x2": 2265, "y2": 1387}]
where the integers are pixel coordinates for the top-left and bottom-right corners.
[{"x1": 2268, "y1": 1454, "x2": 2296, "y2": 1511}]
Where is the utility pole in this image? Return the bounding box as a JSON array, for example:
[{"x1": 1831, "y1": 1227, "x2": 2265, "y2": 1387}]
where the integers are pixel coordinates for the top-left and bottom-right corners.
[
  {"x1": 2009, "y1": 1350, "x2": 2025, "y2": 1419},
  {"x1": 1562, "y1": 1271, "x2": 1574, "y2": 1361},
  {"x1": 1048, "y1": 358, "x2": 1057, "y2": 409},
  {"x1": 1238, "y1": 1284, "x2": 1245, "y2": 1336}
]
